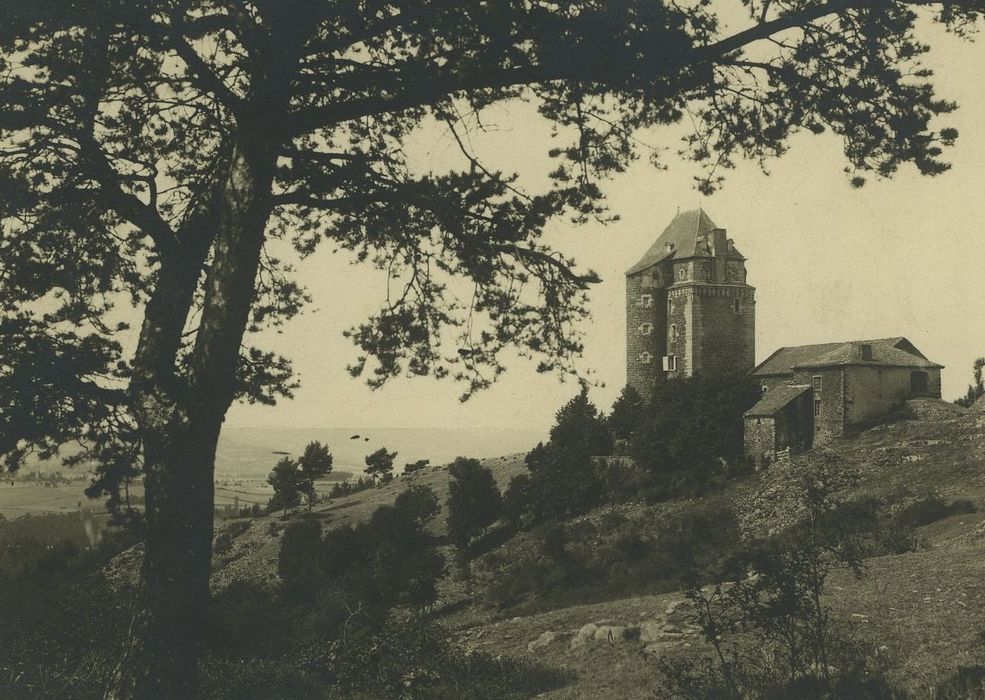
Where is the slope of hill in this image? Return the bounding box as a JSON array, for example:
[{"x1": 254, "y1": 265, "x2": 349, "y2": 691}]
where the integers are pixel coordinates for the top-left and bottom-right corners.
[{"x1": 143, "y1": 399, "x2": 985, "y2": 698}]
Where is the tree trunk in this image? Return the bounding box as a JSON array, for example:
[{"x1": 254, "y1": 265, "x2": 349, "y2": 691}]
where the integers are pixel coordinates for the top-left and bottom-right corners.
[
  {"x1": 108, "y1": 133, "x2": 276, "y2": 699},
  {"x1": 107, "y1": 421, "x2": 219, "y2": 699}
]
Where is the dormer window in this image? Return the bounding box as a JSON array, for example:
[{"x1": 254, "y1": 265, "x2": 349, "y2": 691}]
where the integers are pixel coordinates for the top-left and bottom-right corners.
[
  {"x1": 639, "y1": 294, "x2": 653, "y2": 308},
  {"x1": 639, "y1": 323, "x2": 653, "y2": 336},
  {"x1": 860, "y1": 344, "x2": 873, "y2": 361},
  {"x1": 639, "y1": 351, "x2": 652, "y2": 365}
]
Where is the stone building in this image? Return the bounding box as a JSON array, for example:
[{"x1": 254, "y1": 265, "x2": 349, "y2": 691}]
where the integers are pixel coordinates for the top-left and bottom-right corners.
[
  {"x1": 744, "y1": 337, "x2": 943, "y2": 465},
  {"x1": 625, "y1": 209, "x2": 755, "y2": 398}
]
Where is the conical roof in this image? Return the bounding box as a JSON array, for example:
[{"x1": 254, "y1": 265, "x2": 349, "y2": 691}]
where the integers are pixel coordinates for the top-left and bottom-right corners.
[{"x1": 626, "y1": 209, "x2": 734, "y2": 275}]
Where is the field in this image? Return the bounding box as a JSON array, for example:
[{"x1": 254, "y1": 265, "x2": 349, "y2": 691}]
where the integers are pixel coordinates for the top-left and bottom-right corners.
[{"x1": 1, "y1": 426, "x2": 542, "y2": 520}]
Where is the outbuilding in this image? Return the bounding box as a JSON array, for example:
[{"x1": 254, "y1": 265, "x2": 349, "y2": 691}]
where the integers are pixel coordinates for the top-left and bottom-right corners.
[{"x1": 744, "y1": 337, "x2": 943, "y2": 465}]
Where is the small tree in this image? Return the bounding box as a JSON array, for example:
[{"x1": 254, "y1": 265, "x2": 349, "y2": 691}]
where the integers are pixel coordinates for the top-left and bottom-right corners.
[
  {"x1": 956, "y1": 357, "x2": 985, "y2": 407},
  {"x1": 267, "y1": 457, "x2": 302, "y2": 516},
  {"x1": 608, "y1": 386, "x2": 646, "y2": 443},
  {"x1": 446, "y1": 458, "x2": 502, "y2": 562},
  {"x1": 549, "y1": 387, "x2": 613, "y2": 457},
  {"x1": 365, "y1": 448, "x2": 398, "y2": 482},
  {"x1": 669, "y1": 454, "x2": 870, "y2": 698},
  {"x1": 298, "y1": 441, "x2": 334, "y2": 510}
]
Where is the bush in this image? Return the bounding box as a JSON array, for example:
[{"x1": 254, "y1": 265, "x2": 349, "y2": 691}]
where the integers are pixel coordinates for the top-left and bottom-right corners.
[
  {"x1": 214, "y1": 520, "x2": 252, "y2": 556},
  {"x1": 895, "y1": 495, "x2": 975, "y2": 528},
  {"x1": 404, "y1": 459, "x2": 430, "y2": 474},
  {"x1": 277, "y1": 502, "x2": 445, "y2": 612},
  {"x1": 484, "y1": 501, "x2": 743, "y2": 613},
  {"x1": 394, "y1": 484, "x2": 441, "y2": 527},
  {"x1": 933, "y1": 665, "x2": 985, "y2": 699},
  {"x1": 278, "y1": 518, "x2": 324, "y2": 599}
]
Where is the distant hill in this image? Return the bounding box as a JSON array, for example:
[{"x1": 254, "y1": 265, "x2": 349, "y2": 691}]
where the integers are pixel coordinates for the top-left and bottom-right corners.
[{"x1": 214, "y1": 426, "x2": 545, "y2": 478}]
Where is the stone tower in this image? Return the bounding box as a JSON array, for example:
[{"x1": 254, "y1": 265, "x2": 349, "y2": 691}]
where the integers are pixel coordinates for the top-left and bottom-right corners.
[{"x1": 626, "y1": 209, "x2": 755, "y2": 397}]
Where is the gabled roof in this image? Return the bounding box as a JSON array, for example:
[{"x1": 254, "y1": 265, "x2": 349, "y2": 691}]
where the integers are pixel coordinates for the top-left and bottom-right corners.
[
  {"x1": 745, "y1": 384, "x2": 812, "y2": 417},
  {"x1": 626, "y1": 209, "x2": 744, "y2": 275},
  {"x1": 752, "y1": 337, "x2": 942, "y2": 376}
]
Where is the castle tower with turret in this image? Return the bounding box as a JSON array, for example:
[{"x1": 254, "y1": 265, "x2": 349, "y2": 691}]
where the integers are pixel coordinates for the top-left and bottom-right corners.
[{"x1": 626, "y1": 209, "x2": 755, "y2": 397}]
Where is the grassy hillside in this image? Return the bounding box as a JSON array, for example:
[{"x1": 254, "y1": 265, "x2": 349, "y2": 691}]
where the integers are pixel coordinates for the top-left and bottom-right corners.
[{"x1": 170, "y1": 399, "x2": 985, "y2": 697}]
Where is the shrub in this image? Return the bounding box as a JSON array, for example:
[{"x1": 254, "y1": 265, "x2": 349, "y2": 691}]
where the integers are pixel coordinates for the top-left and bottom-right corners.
[
  {"x1": 277, "y1": 518, "x2": 324, "y2": 599},
  {"x1": 214, "y1": 520, "x2": 252, "y2": 557},
  {"x1": 277, "y1": 502, "x2": 445, "y2": 612},
  {"x1": 895, "y1": 495, "x2": 976, "y2": 528},
  {"x1": 394, "y1": 484, "x2": 441, "y2": 527},
  {"x1": 404, "y1": 459, "x2": 430, "y2": 474},
  {"x1": 933, "y1": 665, "x2": 985, "y2": 699}
]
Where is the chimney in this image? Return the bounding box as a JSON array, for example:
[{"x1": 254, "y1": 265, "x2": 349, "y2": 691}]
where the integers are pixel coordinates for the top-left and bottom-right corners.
[{"x1": 712, "y1": 228, "x2": 727, "y2": 257}]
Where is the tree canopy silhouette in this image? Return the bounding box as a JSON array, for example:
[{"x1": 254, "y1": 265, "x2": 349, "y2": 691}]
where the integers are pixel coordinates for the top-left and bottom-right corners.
[{"x1": 0, "y1": 0, "x2": 978, "y2": 696}]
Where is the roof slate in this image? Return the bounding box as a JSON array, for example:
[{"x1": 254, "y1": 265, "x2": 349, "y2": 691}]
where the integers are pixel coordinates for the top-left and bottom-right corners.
[
  {"x1": 745, "y1": 384, "x2": 812, "y2": 417},
  {"x1": 753, "y1": 337, "x2": 942, "y2": 376},
  {"x1": 626, "y1": 209, "x2": 743, "y2": 275}
]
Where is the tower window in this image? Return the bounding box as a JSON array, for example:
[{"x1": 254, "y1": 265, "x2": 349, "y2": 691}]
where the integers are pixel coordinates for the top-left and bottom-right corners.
[
  {"x1": 678, "y1": 267, "x2": 686, "y2": 281},
  {"x1": 812, "y1": 375, "x2": 822, "y2": 392},
  {"x1": 733, "y1": 298, "x2": 742, "y2": 314},
  {"x1": 814, "y1": 400, "x2": 822, "y2": 417},
  {"x1": 639, "y1": 323, "x2": 653, "y2": 336},
  {"x1": 639, "y1": 294, "x2": 653, "y2": 308},
  {"x1": 662, "y1": 355, "x2": 677, "y2": 371},
  {"x1": 639, "y1": 352, "x2": 652, "y2": 364},
  {"x1": 669, "y1": 324, "x2": 678, "y2": 341}
]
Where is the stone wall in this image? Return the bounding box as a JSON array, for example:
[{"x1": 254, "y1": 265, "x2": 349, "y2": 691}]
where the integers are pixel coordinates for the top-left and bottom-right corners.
[
  {"x1": 790, "y1": 368, "x2": 845, "y2": 443},
  {"x1": 744, "y1": 415, "x2": 777, "y2": 467},
  {"x1": 626, "y1": 267, "x2": 670, "y2": 397},
  {"x1": 843, "y1": 366, "x2": 943, "y2": 425},
  {"x1": 666, "y1": 286, "x2": 691, "y2": 379},
  {"x1": 693, "y1": 285, "x2": 756, "y2": 377}
]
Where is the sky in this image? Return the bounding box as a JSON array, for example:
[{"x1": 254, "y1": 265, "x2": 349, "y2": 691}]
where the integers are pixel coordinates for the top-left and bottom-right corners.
[{"x1": 226, "y1": 15, "x2": 985, "y2": 435}]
